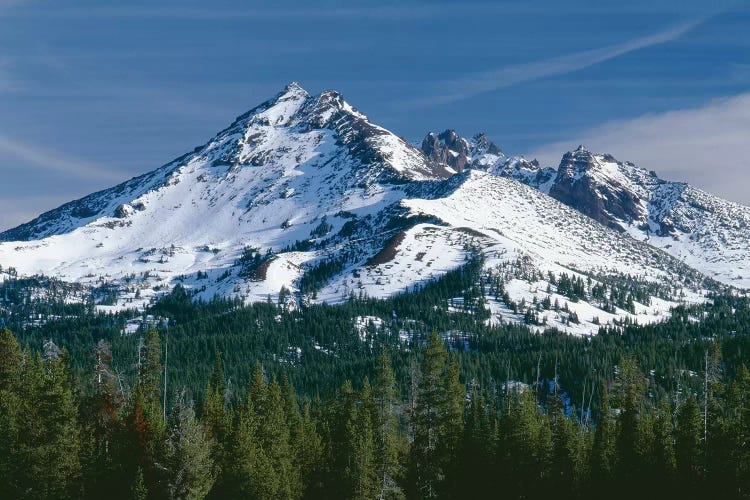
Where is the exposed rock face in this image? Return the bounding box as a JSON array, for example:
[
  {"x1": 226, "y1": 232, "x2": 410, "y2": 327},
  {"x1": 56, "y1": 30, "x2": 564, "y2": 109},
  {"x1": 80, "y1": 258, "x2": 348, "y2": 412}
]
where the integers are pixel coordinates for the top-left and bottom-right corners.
[
  {"x1": 547, "y1": 146, "x2": 644, "y2": 232},
  {"x1": 421, "y1": 129, "x2": 471, "y2": 172},
  {"x1": 469, "y1": 133, "x2": 503, "y2": 157}
]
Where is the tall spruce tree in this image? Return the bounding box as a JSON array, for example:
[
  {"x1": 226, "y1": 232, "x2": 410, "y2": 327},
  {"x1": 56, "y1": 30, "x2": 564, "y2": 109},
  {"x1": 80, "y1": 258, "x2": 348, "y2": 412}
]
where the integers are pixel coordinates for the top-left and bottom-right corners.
[
  {"x1": 80, "y1": 340, "x2": 125, "y2": 499},
  {"x1": 165, "y1": 392, "x2": 216, "y2": 500},
  {"x1": 549, "y1": 397, "x2": 584, "y2": 498},
  {"x1": 129, "y1": 328, "x2": 167, "y2": 498},
  {"x1": 374, "y1": 349, "x2": 405, "y2": 500},
  {"x1": 499, "y1": 388, "x2": 552, "y2": 499},
  {"x1": 591, "y1": 383, "x2": 616, "y2": 489},
  {"x1": 201, "y1": 351, "x2": 230, "y2": 497},
  {"x1": 460, "y1": 383, "x2": 495, "y2": 498},
  {"x1": 350, "y1": 379, "x2": 378, "y2": 500},
  {"x1": 16, "y1": 350, "x2": 81, "y2": 498},
  {"x1": 614, "y1": 357, "x2": 647, "y2": 492},
  {"x1": 226, "y1": 382, "x2": 276, "y2": 498},
  {"x1": 651, "y1": 401, "x2": 676, "y2": 496},
  {"x1": 676, "y1": 396, "x2": 704, "y2": 494},
  {"x1": 441, "y1": 358, "x2": 464, "y2": 499},
  {"x1": 262, "y1": 377, "x2": 298, "y2": 499},
  {"x1": 0, "y1": 328, "x2": 22, "y2": 498},
  {"x1": 410, "y1": 332, "x2": 448, "y2": 499}
]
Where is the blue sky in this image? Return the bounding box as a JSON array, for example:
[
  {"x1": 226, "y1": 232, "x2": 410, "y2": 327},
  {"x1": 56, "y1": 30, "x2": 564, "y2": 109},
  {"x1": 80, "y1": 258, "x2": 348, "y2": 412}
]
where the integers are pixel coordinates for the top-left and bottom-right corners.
[{"x1": 1, "y1": 0, "x2": 749, "y2": 230}]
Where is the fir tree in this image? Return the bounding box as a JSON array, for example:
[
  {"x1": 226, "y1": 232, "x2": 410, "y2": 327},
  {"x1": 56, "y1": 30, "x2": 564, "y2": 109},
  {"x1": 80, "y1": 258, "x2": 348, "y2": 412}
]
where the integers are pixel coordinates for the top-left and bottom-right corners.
[
  {"x1": 651, "y1": 401, "x2": 676, "y2": 496},
  {"x1": 350, "y1": 379, "x2": 378, "y2": 500},
  {"x1": 591, "y1": 382, "x2": 616, "y2": 488},
  {"x1": 165, "y1": 392, "x2": 216, "y2": 500},
  {"x1": 129, "y1": 329, "x2": 167, "y2": 497},
  {"x1": 131, "y1": 466, "x2": 148, "y2": 500},
  {"x1": 676, "y1": 396, "x2": 704, "y2": 494},
  {"x1": 409, "y1": 332, "x2": 448, "y2": 499},
  {"x1": 374, "y1": 350, "x2": 405, "y2": 500},
  {"x1": 80, "y1": 340, "x2": 125, "y2": 499},
  {"x1": 226, "y1": 386, "x2": 276, "y2": 499},
  {"x1": 201, "y1": 351, "x2": 230, "y2": 496},
  {"x1": 441, "y1": 358, "x2": 464, "y2": 498},
  {"x1": 614, "y1": 357, "x2": 647, "y2": 489},
  {"x1": 0, "y1": 328, "x2": 22, "y2": 498},
  {"x1": 16, "y1": 351, "x2": 82, "y2": 498}
]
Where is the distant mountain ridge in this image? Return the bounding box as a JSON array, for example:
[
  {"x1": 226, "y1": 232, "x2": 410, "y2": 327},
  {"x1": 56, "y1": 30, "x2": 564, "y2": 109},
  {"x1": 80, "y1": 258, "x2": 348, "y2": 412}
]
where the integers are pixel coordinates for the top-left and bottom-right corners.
[{"x1": 421, "y1": 131, "x2": 750, "y2": 288}]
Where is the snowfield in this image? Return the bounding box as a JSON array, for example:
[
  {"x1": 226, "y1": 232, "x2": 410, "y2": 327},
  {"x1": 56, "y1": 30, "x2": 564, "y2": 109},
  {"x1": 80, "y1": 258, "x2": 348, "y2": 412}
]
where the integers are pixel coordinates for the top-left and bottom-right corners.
[{"x1": 0, "y1": 83, "x2": 741, "y2": 335}]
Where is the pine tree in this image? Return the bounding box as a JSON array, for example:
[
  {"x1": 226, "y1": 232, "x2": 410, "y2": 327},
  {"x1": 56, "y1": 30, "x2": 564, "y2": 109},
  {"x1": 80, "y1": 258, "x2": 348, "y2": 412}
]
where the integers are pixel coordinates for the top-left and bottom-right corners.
[
  {"x1": 614, "y1": 358, "x2": 647, "y2": 489},
  {"x1": 262, "y1": 377, "x2": 297, "y2": 499},
  {"x1": 0, "y1": 327, "x2": 22, "y2": 387},
  {"x1": 201, "y1": 350, "x2": 231, "y2": 496},
  {"x1": 16, "y1": 351, "x2": 82, "y2": 498},
  {"x1": 460, "y1": 384, "x2": 495, "y2": 498},
  {"x1": 499, "y1": 388, "x2": 552, "y2": 499},
  {"x1": 80, "y1": 340, "x2": 125, "y2": 499},
  {"x1": 725, "y1": 365, "x2": 750, "y2": 498},
  {"x1": 165, "y1": 392, "x2": 216, "y2": 500},
  {"x1": 410, "y1": 332, "x2": 448, "y2": 499},
  {"x1": 374, "y1": 350, "x2": 405, "y2": 500},
  {"x1": 549, "y1": 397, "x2": 583, "y2": 498},
  {"x1": 0, "y1": 328, "x2": 22, "y2": 498},
  {"x1": 296, "y1": 402, "x2": 324, "y2": 498},
  {"x1": 132, "y1": 466, "x2": 148, "y2": 500},
  {"x1": 591, "y1": 383, "x2": 616, "y2": 488},
  {"x1": 128, "y1": 329, "x2": 167, "y2": 497},
  {"x1": 281, "y1": 373, "x2": 308, "y2": 500},
  {"x1": 441, "y1": 358, "x2": 464, "y2": 499},
  {"x1": 651, "y1": 401, "x2": 676, "y2": 496},
  {"x1": 350, "y1": 379, "x2": 378, "y2": 500},
  {"x1": 226, "y1": 385, "x2": 276, "y2": 499},
  {"x1": 331, "y1": 380, "x2": 359, "y2": 498},
  {"x1": 140, "y1": 329, "x2": 163, "y2": 408},
  {"x1": 676, "y1": 396, "x2": 704, "y2": 494}
]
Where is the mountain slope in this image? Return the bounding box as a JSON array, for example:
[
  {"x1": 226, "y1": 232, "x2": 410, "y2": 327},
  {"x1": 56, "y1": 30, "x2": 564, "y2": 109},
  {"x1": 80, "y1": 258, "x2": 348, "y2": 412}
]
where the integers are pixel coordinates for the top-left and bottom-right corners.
[
  {"x1": 320, "y1": 169, "x2": 713, "y2": 334},
  {"x1": 543, "y1": 146, "x2": 750, "y2": 288},
  {"x1": 0, "y1": 85, "x2": 725, "y2": 334},
  {"x1": 0, "y1": 83, "x2": 452, "y2": 305},
  {"x1": 422, "y1": 130, "x2": 750, "y2": 289}
]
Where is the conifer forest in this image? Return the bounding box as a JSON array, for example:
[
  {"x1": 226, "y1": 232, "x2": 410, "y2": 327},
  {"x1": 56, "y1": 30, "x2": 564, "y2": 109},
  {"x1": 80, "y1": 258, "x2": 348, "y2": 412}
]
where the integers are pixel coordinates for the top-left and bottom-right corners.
[{"x1": 2, "y1": 262, "x2": 750, "y2": 500}]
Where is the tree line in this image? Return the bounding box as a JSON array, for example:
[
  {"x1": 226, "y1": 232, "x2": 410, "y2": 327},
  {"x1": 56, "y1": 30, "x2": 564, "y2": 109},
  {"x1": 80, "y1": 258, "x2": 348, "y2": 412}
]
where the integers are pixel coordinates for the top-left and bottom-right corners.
[{"x1": 2, "y1": 326, "x2": 750, "y2": 499}]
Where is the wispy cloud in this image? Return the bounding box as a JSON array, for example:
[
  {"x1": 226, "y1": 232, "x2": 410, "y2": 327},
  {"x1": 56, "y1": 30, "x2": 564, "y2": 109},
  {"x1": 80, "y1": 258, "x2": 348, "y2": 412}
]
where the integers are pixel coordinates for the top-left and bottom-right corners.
[
  {"x1": 3, "y1": 3, "x2": 507, "y2": 20},
  {"x1": 416, "y1": 15, "x2": 716, "y2": 106},
  {"x1": 527, "y1": 92, "x2": 750, "y2": 206},
  {"x1": 0, "y1": 135, "x2": 123, "y2": 181}
]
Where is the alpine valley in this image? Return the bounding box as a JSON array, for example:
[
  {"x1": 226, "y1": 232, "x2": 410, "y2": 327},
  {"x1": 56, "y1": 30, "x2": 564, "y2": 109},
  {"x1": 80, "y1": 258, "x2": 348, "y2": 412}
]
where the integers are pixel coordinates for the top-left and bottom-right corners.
[{"x1": 1, "y1": 83, "x2": 748, "y2": 336}]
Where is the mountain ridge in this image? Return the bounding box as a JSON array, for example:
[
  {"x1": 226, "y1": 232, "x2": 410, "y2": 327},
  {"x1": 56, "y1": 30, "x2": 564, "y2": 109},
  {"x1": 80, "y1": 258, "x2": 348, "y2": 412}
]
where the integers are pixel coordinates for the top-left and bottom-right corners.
[
  {"x1": 0, "y1": 83, "x2": 740, "y2": 335},
  {"x1": 420, "y1": 129, "x2": 750, "y2": 288}
]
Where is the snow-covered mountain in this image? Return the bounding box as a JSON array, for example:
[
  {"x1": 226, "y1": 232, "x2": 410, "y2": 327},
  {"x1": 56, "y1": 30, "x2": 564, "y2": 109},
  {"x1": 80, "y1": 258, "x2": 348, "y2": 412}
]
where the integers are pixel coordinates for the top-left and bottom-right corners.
[
  {"x1": 423, "y1": 130, "x2": 750, "y2": 289},
  {"x1": 420, "y1": 130, "x2": 556, "y2": 190},
  {"x1": 0, "y1": 84, "x2": 730, "y2": 334},
  {"x1": 542, "y1": 146, "x2": 750, "y2": 288}
]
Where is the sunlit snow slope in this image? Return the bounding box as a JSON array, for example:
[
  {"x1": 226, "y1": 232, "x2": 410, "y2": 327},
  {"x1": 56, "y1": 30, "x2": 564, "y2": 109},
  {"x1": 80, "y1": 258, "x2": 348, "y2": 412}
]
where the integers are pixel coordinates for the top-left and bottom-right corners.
[
  {"x1": 423, "y1": 131, "x2": 750, "y2": 289},
  {"x1": 0, "y1": 84, "x2": 731, "y2": 334}
]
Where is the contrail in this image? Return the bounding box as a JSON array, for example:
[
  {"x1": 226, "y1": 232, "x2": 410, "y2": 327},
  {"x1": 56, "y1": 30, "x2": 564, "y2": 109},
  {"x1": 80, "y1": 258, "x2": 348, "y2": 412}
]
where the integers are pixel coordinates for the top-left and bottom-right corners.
[
  {"x1": 0, "y1": 135, "x2": 123, "y2": 181},
  {"x1": 415, "y1": 14, "x2": 719, "y2": 106}
]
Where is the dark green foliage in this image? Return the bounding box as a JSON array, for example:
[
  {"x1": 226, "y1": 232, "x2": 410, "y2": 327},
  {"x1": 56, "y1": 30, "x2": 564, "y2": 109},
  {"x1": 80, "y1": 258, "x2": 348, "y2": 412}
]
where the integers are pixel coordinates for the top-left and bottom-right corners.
[
  {"x1": 4, "y1": 325, "x2": 750, "y2": 499},
  {"x1": 6, "y1": 258, "x2": 750, "y2": 499},
  {"x1": 676, "y1": 396, "x2": 704, "y2": 493}
]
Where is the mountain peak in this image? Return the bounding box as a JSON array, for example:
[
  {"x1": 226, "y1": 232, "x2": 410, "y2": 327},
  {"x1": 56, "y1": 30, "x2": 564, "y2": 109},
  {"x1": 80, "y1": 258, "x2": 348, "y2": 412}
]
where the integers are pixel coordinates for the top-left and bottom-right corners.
[
  {"x1": 420, "y1": 129, "x2": 470, "y2": 172},
  {"x1": 282, "y1": 81, "x2": 309, "y2": 96},
  {"x1": 469, "y1": 132, "x2": 503, "y2": 157}
]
